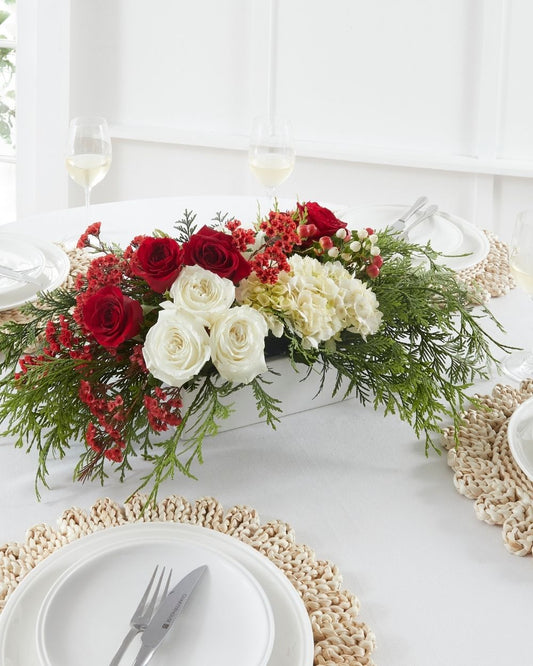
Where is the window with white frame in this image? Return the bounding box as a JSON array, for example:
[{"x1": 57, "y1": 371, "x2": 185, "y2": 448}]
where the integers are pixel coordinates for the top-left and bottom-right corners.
[{"x1": 0, "y1": 0, "x2": 15, "y2": 224}]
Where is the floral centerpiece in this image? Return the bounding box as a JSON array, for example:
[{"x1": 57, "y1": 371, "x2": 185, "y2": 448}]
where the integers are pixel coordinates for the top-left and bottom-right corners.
[{"x1": 0, "y1": 202, "x2": 506, "y2": 504}]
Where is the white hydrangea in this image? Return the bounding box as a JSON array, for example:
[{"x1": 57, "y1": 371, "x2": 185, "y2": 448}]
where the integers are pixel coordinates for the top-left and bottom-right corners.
[{"x1": 237, "y1": 254, "x2": 382, "y2": 349}]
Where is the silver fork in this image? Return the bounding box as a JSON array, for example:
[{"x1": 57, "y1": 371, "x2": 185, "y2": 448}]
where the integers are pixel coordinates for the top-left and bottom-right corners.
[
  {"x1": 109, "y1": 565, "x2": 172, "y2": 666},
  {"x1": 0, "y1": 263, "x2": 45, "y2": 288},
  {"x1": 401, "y1": 204, "x2": 439, "y2": 239}
]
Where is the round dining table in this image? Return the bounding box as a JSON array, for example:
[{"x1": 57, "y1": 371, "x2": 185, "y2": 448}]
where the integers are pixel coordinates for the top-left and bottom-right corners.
[{"x1": 0, "y1": 196, "x2": 532, "y2": 666}]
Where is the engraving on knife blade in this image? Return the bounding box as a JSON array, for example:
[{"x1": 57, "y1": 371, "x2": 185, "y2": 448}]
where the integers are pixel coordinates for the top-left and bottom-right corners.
[{"x1": 162, "y1": 592, "x2": 188, "y2": 629}]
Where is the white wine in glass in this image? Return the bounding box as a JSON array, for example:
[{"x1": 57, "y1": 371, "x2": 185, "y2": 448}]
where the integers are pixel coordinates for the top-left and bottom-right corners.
[
  {"x1": 66, "y1": 116, "x2": 112, "y2": 223},
  {"x1": 249, "y1": 116, "x2": 294, "y2": 198},
  {"x1": 502, "y1": 209, "x2": 533, "y2": 381}
]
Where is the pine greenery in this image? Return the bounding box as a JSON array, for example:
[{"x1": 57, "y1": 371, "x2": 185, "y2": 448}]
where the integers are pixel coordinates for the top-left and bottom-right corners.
[{"x1": 0, "y1": 229, "x2": 510, "y2": 506}]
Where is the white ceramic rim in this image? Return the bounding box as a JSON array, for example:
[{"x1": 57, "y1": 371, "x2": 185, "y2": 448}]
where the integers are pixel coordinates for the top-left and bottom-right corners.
[
  {"x1": 508, "y1": 396, "x2": 533, "y2": 482},
  {"x1": 0, "y1": 239, "x2": 70, "y2": 312},
  {"x1": 0, "y1": 522, "x2": 313, "y2": 666}
]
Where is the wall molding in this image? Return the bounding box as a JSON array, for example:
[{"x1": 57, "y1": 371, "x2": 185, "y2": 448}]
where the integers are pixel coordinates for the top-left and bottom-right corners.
[{"x1": 109, "y1": 123, "x2": 533, "y2": 179}]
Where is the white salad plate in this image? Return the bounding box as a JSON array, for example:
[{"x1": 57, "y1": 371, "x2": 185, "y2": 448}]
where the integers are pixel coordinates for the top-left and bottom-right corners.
[
  {"x1": 338, "y1": 204, "x2": 490, "y2": 271},
  {"x1": 0, "y1": 233, "x2": 46, "y2": 295},
  {"x1": 36, "y1": 534, "x2": 274, "y2": 666},
  {"x1": 0, "y1": 237, "x2": 70, "y2": 312},
  {"x1": 0, "y1": 522, "x2": 314, "y2": 666},
  {"x1": 507, "y1": 396, "x2": 533, "y2": 482}
]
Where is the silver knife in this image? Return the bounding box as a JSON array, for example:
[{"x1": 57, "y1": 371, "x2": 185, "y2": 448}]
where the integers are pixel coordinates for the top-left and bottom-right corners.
[
  {"x1": 391, "y1": 196, "x2": 429, "y2": 232},
  {"x1": 0, "y1": 263, "x2": 44, "y2": 289},
  {"x1": 132, "y1": 565, "x2": 207, "y2": 666}
]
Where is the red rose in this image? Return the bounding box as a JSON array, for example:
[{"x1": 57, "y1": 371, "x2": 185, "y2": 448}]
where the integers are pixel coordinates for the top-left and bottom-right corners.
[
  {"x1": 131, "y1": 236, "x2": 183, "y2": 293},
  {"x1": 297, "y1": 202, "x2": 347, "y2": 241},
  {"x1": 182, "y1": 225, "x2": 251, "y2": 283},
  {"x1": 82, "y1": 286, "x2": 143, "y2": 348}
]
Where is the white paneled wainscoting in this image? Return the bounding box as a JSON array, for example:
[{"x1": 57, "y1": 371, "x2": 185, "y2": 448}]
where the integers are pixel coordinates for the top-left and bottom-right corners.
[{"x1": 14, "y1": 0, "x2": 533, "y2": 242}]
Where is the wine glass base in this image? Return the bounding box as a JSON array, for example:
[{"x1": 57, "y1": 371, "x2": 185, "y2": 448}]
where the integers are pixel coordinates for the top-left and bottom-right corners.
[{"x1": 501, "y1": 350, "x2": 533, "y2": 382}]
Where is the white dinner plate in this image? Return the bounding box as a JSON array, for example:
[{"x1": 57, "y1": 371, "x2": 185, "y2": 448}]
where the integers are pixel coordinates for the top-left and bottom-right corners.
[
  {"x1": 0, "y1": 238, "x2": 70, "y2": 312},
  {"x1": 0, "y1": 522, "x2": 314, "y2": 666},
  {"x1": 507, "y1": 396, "x2": 533, "y2": 482},
  {"x1": 36, "y1": 535, "x2": 274, "y2": 666},
  {"x1": 338, "y1": 204, "x2": 490, "y2": 271},
  {"x1": 0, "y1": 233, "x2": 46, "y2": 295}
]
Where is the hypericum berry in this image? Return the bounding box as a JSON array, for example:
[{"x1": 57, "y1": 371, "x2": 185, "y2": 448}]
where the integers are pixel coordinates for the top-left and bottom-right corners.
[
  {"x1": 366, "y1": 264, "x2": 380, "y2": 278},
  {"x1": 319, "y1": 236, "x2": 334, "y2": 250},
  {"x1": 335, "y1": 228, "x2": 348, "y2": 240},
  {"x1": 298, "y1": 223, "x2": 318, "y2": 239}
]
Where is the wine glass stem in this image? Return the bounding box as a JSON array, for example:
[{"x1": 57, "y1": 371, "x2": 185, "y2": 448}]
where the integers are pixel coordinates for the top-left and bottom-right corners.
[
  {"x1": 84, "y1": 187, "x2": 91, "y2": 226},
  {"x1": 266, "y1": 186, "x2": 276, "y2": 205}
]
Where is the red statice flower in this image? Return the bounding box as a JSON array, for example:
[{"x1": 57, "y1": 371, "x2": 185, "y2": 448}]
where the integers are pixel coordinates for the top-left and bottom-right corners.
[
  {"x1": 83, "y1": 254, "x2": 124, "y2": 292},
  {"x1": 80, "y1": 381, "x2": 128, "y2": 462},
  {"x1": 246, "y1": 210, "x2": 300, "y2": 284},
  {"x1": 143, "y1": 387, "x2": 183, "y2": 432},
  {"x1": 77, "y1": 222, "x2": 102, "y2": 249},
  {"x1": 225, "y1": 219, "x2": 256, "y2": 252}
]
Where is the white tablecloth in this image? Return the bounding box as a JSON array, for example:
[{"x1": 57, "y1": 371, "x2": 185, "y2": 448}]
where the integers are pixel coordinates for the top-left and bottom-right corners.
[{"x1": 1, "y1": 196, "x2": 532, "y2": 666}]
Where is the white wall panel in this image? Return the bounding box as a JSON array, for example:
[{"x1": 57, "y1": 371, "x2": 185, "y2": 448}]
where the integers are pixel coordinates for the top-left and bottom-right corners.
[
  {"x1": 499, "y1": 0, "x2": 533, "y2": 159},
  {"x1": 15, "y1": 0, "x2": 533, "y2": 239},
  {"x1": 275, "y1": 0, "x2": 482, "y2": 155},
  {"x1": 70, "y1": 0, "x2": 254, "y2": 132},
  {"x1": 494, "y1": 176, "x2": 533, "y2": 240}
]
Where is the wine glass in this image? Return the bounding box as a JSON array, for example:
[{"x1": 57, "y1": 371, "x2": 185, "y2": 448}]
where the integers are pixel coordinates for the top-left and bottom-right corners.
[
  {"x1": 248, "y1": 116, "x2": 295, "y2": 200},
  {"x1": 502, "y1": 209, "x2": 533, "y2": 381},
  {"x1": 66, "y1": 116, "x2": 112, "y2": 224}
]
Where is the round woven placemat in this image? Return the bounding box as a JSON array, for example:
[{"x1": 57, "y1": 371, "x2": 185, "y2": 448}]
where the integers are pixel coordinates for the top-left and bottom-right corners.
[
  {"x1": 456, "y1": 230, "x2": 514, "y2": 303},
  {"x1": 443, "y1": 379, "x2": 533, "y2": 556},
  {"x1": 0, "y1": 495, "x2": 376, "y2": 665}
]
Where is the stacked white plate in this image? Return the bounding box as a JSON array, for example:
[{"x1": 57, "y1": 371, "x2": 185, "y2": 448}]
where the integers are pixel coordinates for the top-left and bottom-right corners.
[
  {"x1": 338, "y1": 204, "x2": 490, "y2": 271},
  {"x1": 0, "y1": 522, "x2": 314, "y2": 665},
  {"x1": 0, "y1": 232, "x2": 70, "y2": 312},
  {"x1": 508, "y1": 397, "x2": 533, "y2": 482}
]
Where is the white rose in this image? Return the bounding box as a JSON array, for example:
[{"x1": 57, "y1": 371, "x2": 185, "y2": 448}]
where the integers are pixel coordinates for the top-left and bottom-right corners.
[
  {"x1": 169, "y1": 265, "x2": 235, "y2": 326},
  {"x1": 142, "y1": 308, "x2": 211, "y2": 387},
  {"x1": 210, "y1": 305, "x2": 268, "y2": 384}
]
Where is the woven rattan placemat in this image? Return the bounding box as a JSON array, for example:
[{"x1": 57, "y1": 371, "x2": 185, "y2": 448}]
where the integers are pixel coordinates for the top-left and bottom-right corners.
[
  {"x1": 443, "y1": 379, "x2": 533, "y2": 556},
  {"x1": 457, "y1": 230, "x2": 514, "y2": 303},
  {"x1": 0, "y1": 495, "x2": 376, "y2": 665}
]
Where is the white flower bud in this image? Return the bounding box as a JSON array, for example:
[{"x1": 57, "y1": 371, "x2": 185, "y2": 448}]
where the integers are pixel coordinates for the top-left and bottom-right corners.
[
  {"x1": 335, "y1": 228, "x2": 348, "y2": 239},
  {"x1": 357, "y1": 229, "x2": 369, "y2": 241},
  {"x1": 370, "y1": 246, "x2": 381, "y2": 256},
  {"x1": 349, "y1": 240, "x2": 362, "y2": 252},
  {"x1": 328, "y1": 247, "x2": 340, "y2": 258}
]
